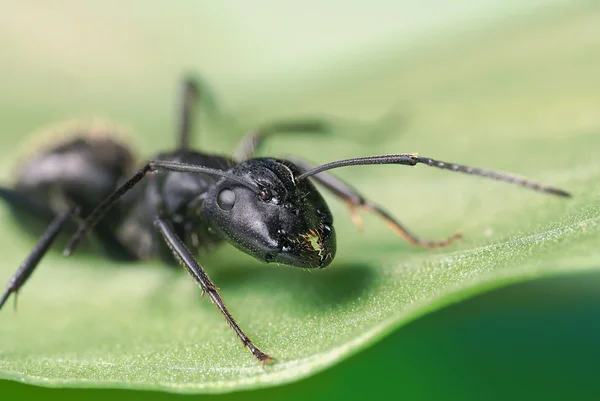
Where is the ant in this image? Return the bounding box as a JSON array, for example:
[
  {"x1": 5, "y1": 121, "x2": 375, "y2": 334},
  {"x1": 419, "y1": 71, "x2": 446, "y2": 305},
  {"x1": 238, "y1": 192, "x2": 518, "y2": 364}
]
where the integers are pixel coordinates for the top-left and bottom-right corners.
[{"x1": 0, "y1": 77, "x2": 570, "y2": 363}]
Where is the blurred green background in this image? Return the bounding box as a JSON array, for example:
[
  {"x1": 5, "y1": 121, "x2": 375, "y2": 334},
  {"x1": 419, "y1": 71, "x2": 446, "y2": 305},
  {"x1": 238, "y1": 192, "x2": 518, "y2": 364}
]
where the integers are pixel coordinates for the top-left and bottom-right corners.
[{"x1": 1, "y1": 1, "x2": 599, "y2": 400}]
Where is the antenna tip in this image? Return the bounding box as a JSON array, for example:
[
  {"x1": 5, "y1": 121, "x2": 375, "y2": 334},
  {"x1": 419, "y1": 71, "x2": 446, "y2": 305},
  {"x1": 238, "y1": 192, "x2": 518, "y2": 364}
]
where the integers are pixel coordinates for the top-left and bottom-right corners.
[{"x1": 548, "y1": 188, "x2": 571, "y2": 198}]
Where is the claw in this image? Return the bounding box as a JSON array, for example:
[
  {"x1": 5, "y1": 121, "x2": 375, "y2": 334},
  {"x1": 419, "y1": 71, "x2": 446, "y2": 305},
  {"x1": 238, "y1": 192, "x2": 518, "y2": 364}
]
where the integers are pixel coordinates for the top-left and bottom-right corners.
[{"x1": 346, "y1": 203, "x2": 363, "y2": 229}]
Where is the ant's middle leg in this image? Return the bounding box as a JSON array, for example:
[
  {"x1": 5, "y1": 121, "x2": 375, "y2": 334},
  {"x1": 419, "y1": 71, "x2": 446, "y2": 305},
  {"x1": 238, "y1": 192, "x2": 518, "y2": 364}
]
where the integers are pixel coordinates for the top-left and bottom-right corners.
[
  {"x1": 289, "y1": 158, "x2": 462, "y2": 248},
  {"x1": 176, "y1": 77, "x2": 200, "y2": 151},
  {"x1": 232, "y1": 119, "x2": 331, "y2": 162},
  {"x1": 176, "y1": 75, "x2": 229, "y2": 151},
  {"x1": 66, "y1": 192, "x2": 138, "y2": 261}
]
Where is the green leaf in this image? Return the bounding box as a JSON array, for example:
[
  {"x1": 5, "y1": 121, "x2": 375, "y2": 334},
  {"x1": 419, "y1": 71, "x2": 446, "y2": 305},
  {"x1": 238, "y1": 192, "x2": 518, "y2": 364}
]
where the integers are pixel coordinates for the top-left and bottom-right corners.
[{"x1": 1, "y1": 1, "x2": 599, "y2": 394}]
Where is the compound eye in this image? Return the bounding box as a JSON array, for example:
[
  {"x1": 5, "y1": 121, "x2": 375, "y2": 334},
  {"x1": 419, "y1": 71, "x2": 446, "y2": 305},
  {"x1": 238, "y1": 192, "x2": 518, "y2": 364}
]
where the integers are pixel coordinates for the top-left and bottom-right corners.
[
  {"x1": 259, "y1": 188, "x2": 273, "y2": 202},
  {"x1": 217, "y1": 188, "x2": 236, "y2": 211}
]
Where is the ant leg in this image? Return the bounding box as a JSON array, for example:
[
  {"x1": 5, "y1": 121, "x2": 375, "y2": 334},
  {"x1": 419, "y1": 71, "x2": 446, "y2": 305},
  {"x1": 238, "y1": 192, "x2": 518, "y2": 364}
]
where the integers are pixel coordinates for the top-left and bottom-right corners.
[
  {"x1": 154, "y1": 216, "x2": 272, "y2": 362},
  {"x1": 64, "y1": 160, "x2": 259, "y2": 255},
  {"x1": 0, "y1": 206, "x2": 80, "y2": 310},
  {"x1": 233, "y1": 119, "x2": 331, "y2": 162},
  {"x1": 289, "y1": 158, "x2": 461, "y2": 248},
  {"x1": 65, "y1": 192, "x2": 138, "y2": 261},
  {"x1": 0, "y1": 186, "x2": 136, "y2": 262},
  {"x1": 177, "y1": 77, "x2": 200, "y2": 151}
]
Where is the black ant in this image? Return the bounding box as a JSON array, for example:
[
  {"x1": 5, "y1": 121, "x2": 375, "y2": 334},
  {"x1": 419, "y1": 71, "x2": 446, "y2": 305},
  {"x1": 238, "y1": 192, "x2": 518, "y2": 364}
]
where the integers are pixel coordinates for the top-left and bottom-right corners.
[{"x1": 0, "y1": 77, "x2": 570, "y2": 363}]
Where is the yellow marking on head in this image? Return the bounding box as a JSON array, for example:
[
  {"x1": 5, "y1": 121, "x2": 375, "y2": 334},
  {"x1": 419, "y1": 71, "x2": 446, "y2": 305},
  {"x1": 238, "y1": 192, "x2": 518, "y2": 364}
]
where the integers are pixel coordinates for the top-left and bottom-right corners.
[{"x1": 305, "y1": 232, "x2": 323, "y2": 256}]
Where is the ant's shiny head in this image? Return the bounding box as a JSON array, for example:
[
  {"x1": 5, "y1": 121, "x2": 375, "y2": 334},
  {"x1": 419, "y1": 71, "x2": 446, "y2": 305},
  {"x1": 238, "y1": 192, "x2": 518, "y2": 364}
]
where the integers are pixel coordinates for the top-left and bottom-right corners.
[{"x1": 203, "y1": 158, "x2": 336, "y2": 268}]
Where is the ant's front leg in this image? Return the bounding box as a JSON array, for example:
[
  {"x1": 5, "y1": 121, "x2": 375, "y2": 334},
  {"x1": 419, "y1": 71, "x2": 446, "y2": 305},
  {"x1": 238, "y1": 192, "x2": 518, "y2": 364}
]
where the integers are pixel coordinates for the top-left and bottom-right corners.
[
  {"x1": 233, "y1": 119, "x2": 331, "y2": 163},
  {"x1": 290, "y1": 158, "x2": 462, "y2": 248},
  {"x1": 0, "y1": 206, "x2": 80, "y2": 310},
  {"x1": 153, "y1": 216, "x2": 272, "y2": 363}
]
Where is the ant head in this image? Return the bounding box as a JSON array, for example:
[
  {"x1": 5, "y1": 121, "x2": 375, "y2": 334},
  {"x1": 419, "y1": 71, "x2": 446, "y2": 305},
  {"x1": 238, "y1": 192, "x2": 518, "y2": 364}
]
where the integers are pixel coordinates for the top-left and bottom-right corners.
[{"x1": 203, "y1": 158, "x2": 336, "y2": 268}]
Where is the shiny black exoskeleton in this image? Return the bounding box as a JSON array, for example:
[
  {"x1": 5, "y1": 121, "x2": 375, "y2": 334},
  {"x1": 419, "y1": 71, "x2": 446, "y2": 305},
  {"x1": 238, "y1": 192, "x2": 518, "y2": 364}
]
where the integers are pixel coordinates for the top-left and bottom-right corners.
[
  {"x1": 0, "y1": 77, "x2": 571, "y2": 362},
  {"x1": 202, "y1": 157, "x2": 335, "y2": 268}
]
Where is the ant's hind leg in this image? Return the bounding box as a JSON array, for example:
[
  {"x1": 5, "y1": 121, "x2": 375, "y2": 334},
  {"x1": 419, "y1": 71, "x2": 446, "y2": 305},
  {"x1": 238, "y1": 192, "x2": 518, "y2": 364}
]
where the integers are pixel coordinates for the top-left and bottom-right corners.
[
  {"x1": 0, "y1": 186, "x2": 137, "y2": 311},
  {"x1": 289, "y1": 158, "x2": 462, "y2": 248},
  {"x1": 0, "y1": 206, "x2": 79, "y2": 311}
]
